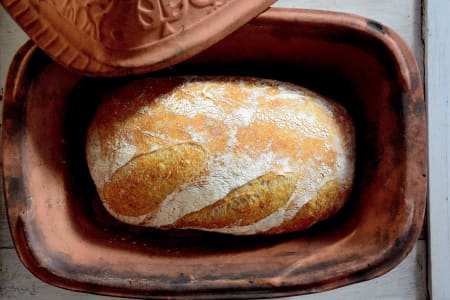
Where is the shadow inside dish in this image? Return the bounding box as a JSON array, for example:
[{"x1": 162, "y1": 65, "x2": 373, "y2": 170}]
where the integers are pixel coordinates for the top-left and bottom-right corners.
[{"x1": 60, "y1": 61, "x2": 361, "y2": 256}]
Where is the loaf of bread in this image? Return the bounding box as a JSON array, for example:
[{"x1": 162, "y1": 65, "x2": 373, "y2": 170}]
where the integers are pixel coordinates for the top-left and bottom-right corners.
[{"x1": 86, "y1": 76, "x2": 355, "y2": 235}]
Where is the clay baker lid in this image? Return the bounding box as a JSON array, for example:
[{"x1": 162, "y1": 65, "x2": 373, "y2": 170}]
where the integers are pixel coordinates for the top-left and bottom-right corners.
[{"x1": 1, "y1": 0, "x2": 275, "y2": 76}]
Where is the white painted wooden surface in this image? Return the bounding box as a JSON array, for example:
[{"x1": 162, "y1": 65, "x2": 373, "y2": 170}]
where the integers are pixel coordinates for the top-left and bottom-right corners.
[
  {"x1": 425, "y1": 0, "x2": 450, "y2": 299},
  {"x1": 0, "y1": 1, "x2": 428, "y2": 299}
]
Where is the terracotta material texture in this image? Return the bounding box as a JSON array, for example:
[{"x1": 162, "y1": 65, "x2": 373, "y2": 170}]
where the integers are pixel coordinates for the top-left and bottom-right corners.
[
  {"x1": 0, "y1": 0, "x2": 275, "y2": 76},
  {"x1": 2, "y1": 8, "x2": 426, "y2": 299}
]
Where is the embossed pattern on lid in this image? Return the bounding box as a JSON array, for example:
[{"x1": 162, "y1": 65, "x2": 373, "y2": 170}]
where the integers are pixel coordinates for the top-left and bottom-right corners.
[{"x1": 1, "y1": 0, "x2": 276, "y2": 76}]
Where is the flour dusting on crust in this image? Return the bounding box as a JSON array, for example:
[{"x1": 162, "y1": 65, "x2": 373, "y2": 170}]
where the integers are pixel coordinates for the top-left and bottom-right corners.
[{"x1": 86, "y1": 76, "x2": 355, "y2": 234}]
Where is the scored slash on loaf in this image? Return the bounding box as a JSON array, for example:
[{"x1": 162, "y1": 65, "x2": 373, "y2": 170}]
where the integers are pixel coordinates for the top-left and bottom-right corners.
[{"x1": 86, "y1": 76, "x2": 355, "y2": 235}]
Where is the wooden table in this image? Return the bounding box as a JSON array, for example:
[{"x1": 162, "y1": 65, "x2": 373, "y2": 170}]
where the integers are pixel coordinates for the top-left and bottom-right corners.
[{"x1": 0, "y1": 1, "x2": 438, "y2": 299}]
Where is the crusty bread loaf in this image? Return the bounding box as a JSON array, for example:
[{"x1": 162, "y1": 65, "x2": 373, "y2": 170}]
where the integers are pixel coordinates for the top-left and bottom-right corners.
[{"x1": 86, "y1": 76, "x2": 355, "y2": 235}]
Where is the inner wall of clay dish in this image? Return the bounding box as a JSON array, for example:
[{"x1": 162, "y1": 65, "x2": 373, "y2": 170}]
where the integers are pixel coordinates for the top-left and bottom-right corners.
[{"x1": 57, "y1": 20, "x2": 403, "y2": 252}]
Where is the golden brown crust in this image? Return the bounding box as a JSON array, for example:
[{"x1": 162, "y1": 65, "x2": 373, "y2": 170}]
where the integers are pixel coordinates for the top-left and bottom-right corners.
[
  {"x1": 103, "y1": 143, "x2": 207, "y2": 217},
  {"x1": 263, "y1": 180, "x2": 349, "y2": 234},
  {"x1": 175, "y1": 172, "x2": 297, "y2": 229},
  {"x1": 86, "y1": 76, "x2": 355, "y2": 235}
]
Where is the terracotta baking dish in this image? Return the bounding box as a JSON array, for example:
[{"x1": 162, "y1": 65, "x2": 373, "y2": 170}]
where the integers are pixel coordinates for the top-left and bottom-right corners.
[{"x1": 2, "y1": 8, "x2": 426, "y2": 299}]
